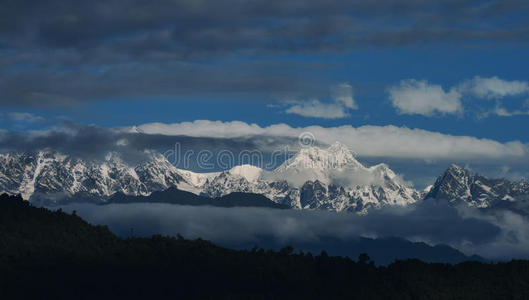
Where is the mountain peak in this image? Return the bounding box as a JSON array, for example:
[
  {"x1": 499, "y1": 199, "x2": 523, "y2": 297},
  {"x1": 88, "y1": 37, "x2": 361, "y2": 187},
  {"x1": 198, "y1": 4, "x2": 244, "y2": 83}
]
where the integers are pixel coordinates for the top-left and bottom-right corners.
[
  {"x1": 327, "y1": 141, "x2": 351, "y2": 152},
  {"x1": 426, "y1": 164, "x2": 479, "y2": 205},
  {"x1": 448, "y1": 164, "x2": 464, "y2": 171},
  {"x1": 426, "y1": 164, "x2": 529, "y2": 209},
  {"x1": 369, "y1": 163, "x2": 397, "y2": 179},
  {"x1": 444, "y1": 164, "x2": 472, "y2": 179},
  {"x1": 285, "y1": 142, "x2": 361, "y2": 171}
]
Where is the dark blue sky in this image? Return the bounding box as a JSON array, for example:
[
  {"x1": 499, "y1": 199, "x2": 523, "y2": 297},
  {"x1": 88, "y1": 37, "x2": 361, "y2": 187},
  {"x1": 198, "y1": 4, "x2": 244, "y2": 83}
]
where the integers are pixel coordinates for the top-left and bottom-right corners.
[{"x1": 3, "y1": 42, "x2": 528, "y2": 142}]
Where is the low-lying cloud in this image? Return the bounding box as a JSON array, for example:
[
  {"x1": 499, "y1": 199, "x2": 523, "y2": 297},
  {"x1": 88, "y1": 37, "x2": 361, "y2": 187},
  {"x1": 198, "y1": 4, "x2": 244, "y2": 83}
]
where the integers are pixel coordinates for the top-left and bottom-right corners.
[{"x1": 54, "y1": 200, "x2": 529, "y2": 260}]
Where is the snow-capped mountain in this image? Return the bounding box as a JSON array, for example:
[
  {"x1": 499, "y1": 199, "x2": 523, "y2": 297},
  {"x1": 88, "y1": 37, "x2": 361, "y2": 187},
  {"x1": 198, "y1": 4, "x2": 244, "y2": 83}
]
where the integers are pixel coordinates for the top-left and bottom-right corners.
[
  {"x1": 0, "y1": 150, "x2": 184, "y2": 204},
  {"x1": 5, "y1": 148, "x2": 527, "y2": 214},
  {"x1": 0, "y1": 143, "x2": 420, "y2": 213},
  {"x1": 184, "y1": 142, "x2": 421, "y2": 213},
  {"x1": 426, "y1": 164, "x2": 529, "y2": 209},
  {"x1": 269, "y1": 142, "x2": 364, "y2": 186}
]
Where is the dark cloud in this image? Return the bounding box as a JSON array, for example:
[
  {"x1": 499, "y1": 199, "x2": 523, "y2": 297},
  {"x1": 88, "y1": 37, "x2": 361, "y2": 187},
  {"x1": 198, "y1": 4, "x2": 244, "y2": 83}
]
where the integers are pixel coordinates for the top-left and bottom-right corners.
[
  {"x1": 3, "y1": 0, "x2": 527, "y2": 53},
  {"x1": 0, "y1": 59, "x2": 329, "y2": 108},
  {"x1": 1, "y1": 0, "x2": 529, "y2": 107},
  {"x1": 0, "y1": 123, "x2": 301, "y2": 168}
]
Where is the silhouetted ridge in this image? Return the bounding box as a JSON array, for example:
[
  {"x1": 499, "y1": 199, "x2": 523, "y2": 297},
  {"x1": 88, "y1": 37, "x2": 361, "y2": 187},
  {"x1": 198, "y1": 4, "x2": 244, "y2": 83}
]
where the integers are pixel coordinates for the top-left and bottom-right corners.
[
  {"x1": 240, "y1": 236, "x2": 484, "y2": 266},
  {"x1": 107, "y1": 187, "x2": 290, "y2": 209}
]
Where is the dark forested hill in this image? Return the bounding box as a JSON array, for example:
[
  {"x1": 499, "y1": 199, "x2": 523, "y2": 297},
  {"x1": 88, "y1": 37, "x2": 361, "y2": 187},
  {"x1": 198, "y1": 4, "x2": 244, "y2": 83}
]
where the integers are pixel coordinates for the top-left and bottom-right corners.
[
  {"x1": 107, "y1": 187, "x2": 290, "y2": 209},
  {"x1": 224, "y1": 235, "x2": 484, "y2": 266},
  {"x1": 1, "y1": 193, "x2": 529, "y2": 300}
]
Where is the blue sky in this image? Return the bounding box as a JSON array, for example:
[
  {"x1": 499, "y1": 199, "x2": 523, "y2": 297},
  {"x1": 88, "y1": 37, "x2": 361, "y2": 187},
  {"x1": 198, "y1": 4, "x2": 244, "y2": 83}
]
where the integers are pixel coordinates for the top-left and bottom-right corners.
[{"x1": 3, "y1": 42, "x2": 529, "y2": 142}]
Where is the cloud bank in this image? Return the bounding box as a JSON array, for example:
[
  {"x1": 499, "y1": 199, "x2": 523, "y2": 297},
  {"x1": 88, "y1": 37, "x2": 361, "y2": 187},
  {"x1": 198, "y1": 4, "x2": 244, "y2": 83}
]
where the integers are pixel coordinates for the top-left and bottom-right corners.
[
  {"x1": 132, "y1": 120, "x2": 529, "y2": 162},
  {"x1": 55, "y1": 200, "x2": 529, "y2": 260}
]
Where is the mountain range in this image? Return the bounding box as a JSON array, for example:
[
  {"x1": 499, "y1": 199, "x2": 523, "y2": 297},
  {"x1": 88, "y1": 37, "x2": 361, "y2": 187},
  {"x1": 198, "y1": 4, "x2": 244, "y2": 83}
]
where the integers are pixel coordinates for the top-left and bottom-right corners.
[{"x1": 1, "y1": 142, "x2": 528, "y2": 214}]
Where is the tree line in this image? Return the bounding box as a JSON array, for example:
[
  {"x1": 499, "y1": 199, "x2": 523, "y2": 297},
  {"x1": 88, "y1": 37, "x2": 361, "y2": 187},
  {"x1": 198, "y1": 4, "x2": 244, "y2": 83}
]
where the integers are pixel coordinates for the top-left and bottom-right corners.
[{"x1": 1, "y1": 193, "x2": 528, "y2": 299}]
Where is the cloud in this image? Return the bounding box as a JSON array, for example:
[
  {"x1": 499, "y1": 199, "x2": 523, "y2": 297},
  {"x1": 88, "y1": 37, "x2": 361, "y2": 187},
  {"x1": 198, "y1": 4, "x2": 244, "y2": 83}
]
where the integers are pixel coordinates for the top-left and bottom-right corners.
[
  {"x1": 388, "y1": 79, "x2": 463, "y2": 116},
  {"x1": 458, "y1": 76, "x2": 529, "y2": 99},
  {"x1": 2, "y1": 0, "x2": 529, "y2": 107},
  {"x1": 283, "y1": 83, "x2": 358, "y2": 119},
  {"x1": 56, "y1": 200, "x2": 529, "y2": 260},
  {"x1": 8, "y1": 112, "x2": 46, "y2": 123},
  {"x1": 3, "y1": 0, "x2": 528, "y2": 55},
  {"x1": 0, "y1": 60, "x2": 329, "y2": 108},
  {"x1": 488, "y1": 106, "x2": 529, "y2": 117},
  {"x1": 132, "y1": 120, "x2": 529, "y2": 162},
  {"x1": 331, "y1": 83, "x2": 357, "y2": 109},
  {"x1": 456, "y1": 206, "x2": 529, "y2": 259},
  {"x1": 388, "y1": 76, "x2": 529, "y2": 118},
  {"x1": 285, "y1": 100, "x2": 351, "y2": 119},
  {"x1": 0, "y1": 122, "x2": 300, "y2": 167}
]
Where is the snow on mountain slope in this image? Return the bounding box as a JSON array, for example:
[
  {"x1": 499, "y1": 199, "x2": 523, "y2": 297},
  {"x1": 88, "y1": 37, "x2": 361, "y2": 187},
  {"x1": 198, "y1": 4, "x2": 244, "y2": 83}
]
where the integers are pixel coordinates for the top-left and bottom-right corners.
[
  {"x1": 269, "y1": 142, "x2": 363, "y2": 186},
  {"x1": 193, "y1": 142, "x2": 419, "y2": 213},
  {"x1": 133, "y1": 152, "x2": 184, "y2": 192},
  {"x1": 426, "y1": 164, "x2": 529, "y2": 209},
  {"x1": 5, "y1": 147, "x2": 529, "y2": 214},
  {"x1": 176, "y1": 169, "x2": 220, "y2": 194},
  {"x1": 228, "y1": 164, "x2": 262, "y2": 182},
  {"x1": 0, "y1": 150, "x2": 183, "y2": 204},
  {"x1": 0, "y1": 143, "x2": 420, "y2": 213},
  {"x1": 177, "y1": 169, "x2": 219, "y2": 187}
]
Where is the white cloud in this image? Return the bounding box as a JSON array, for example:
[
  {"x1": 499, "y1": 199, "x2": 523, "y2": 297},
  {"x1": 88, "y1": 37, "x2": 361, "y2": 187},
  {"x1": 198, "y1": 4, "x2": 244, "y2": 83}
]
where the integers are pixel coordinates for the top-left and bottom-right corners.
[
  {"x1": 477, "y1": 101, "x2": 529, "y2": 118},
  {"x1": 388, "y1": 79, "x2": 463, "y2": 116},
  {"x1": 492, "y1": 107, "x2": 529, "y2": 117},
  {"x1": 330, "y1": 83, "x2": 357, "y2": 109},
  {"x1": 130, "y1": 120, "x2": 528, "y2": 161},
  {"x1": 458, "y1": 76, "x2": 529, "y2": 99},
  {"x1": 285, "y1": 99, "x2": 350, "y2": 119},
  {"x1": 8, "y1": 112, "x2": 46, "y2": 122},
  {"x1": 387, "y1": 77, "x2": 529, "y2": 118},
  {"x1": 283, "y1": 83, "x2": 358, "y2": 119}
]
